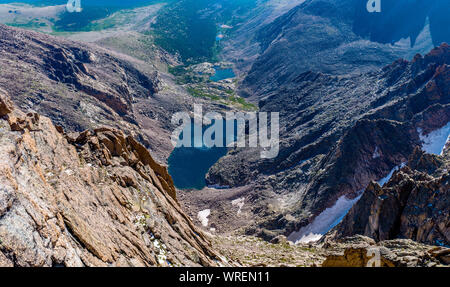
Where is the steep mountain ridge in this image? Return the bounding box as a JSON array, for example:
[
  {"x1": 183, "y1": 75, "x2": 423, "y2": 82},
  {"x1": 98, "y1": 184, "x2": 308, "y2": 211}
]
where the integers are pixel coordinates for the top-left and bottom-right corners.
[
  {"x1": 0, "y1": 89, "x2": 225, "y2": 267},
  {"x1": 331, "y1": 145, "x2": 449, "y2": 247}
]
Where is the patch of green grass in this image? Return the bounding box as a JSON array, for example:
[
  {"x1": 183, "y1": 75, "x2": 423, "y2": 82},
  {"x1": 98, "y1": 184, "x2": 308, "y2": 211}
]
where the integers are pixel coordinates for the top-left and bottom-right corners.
[
  {"x1": 168, "y1": 66, "x2": 187, "y2": 77},
  {"x1": 229, "y1": 96, "x2": 258, "y2": 110},
  {"x1": 6, "y1": 20, "x2": 47, "y2": 30},
  {"x1": 83, "y1": 18, "x2": 118, "y2": 31},
  {"x1": 187, "y1": 87, "x2": 220, "y2": 101},
  {"x1": 170, "y1": 66, "x2": 206, "y2": 84},
  {"x1": 52, "y1": 8, "x2": 112, "y2": 32}
]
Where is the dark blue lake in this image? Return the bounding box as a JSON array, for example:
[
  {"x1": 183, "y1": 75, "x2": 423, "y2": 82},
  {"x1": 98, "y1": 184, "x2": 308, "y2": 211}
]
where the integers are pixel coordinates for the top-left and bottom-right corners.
[
  {"x1": 210, "y1": 67, "x2": 235, "y2": 82},
  {"x1": 168, "y1": 120, "x2": 236, "y2": 190}
]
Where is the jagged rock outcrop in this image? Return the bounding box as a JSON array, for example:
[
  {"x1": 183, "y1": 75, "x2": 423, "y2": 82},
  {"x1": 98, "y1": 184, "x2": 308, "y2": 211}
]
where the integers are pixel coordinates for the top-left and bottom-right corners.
[
  {"x1": 0, "y1": 91, "x2": 225, "y2": 267},
  {"x1": 66, "y1": 128, "x2": 177, "y2": 202},
  {"x1": 321, "y1": 235, "x2": 449, "y2": 267},
  {"x1": 332, "y1": 146, "x2": 449, "y2": 247},
  {"x1": 0, "y1": 88, "x2": 13, "y2": 117},
  {"x1": 239, "y1": 0, "x2": 450, "y2": 99}
]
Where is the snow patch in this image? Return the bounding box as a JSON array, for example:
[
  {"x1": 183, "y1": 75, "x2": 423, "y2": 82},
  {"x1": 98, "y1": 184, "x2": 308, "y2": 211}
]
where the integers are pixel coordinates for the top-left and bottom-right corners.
[
  {"x1": 197, "y1": 209, "x2": 211, "y2": 227},
  {"x1": 295, "y1": 233, "x2": 323, "y2": 244},
  {"x1": 231, "y1": 197, "x2": 245, "y2": 215},
  {"x1": 152, "y1": 238, "x2": 168, "y2": 265},
  {"x1": 377, "y1": 162, "x2": 406, "y2": 187},
  {"x1": 419, "y1": 122, "x2": 450, "y2": 155},
  {"x1": 372, "y1": 146, "x2": 380, "y2": 159},
  {"x1": 64, "y1": 169, "x2": 74, "y2": 176},
  {"x1": 287, "y1": 193, "x2": 363, "y2": 244}
]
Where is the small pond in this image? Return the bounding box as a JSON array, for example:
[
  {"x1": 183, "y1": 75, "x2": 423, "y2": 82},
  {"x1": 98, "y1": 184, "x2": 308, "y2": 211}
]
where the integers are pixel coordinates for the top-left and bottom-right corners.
[{"x1": 209, "y1": 66, "x2": 235, "y2": 82}]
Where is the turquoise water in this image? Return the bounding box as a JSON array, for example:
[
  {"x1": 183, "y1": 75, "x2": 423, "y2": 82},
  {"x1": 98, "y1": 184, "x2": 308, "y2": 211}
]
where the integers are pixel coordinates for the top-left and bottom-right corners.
[
  {"x1": 168, "y1": 120, "x2": 236, "y2": 190},
  {"x1": 209, "y1": 67, "x2": 235, "y2": 82}
]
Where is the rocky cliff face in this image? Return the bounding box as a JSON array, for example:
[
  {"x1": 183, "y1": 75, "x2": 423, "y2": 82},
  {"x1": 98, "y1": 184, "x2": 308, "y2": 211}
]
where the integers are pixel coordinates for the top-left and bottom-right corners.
[
  {"x1": 0, "y1": 90, "x2": 225, "y2": 267},
  {"x1": 200, "y1": 44, "x2": 450, "y2": 240},
  {"x1": 331, "y1": 146, "x2": 449, "y2": 247},
  {"x1": 353, "y1": 0, "x2": 450, "y2": 47},
  {"x1": 220, "y1": 0, "x2": 307, "y2": 75}
]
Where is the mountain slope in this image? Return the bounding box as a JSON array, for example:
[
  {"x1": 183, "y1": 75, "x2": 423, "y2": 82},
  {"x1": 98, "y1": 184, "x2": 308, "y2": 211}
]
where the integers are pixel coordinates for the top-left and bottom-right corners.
[
  {"x1": 239, "y1": 0, "x2": 449, "y2": 99},
  {"x1": 331, "y1": 146, "x2": 449, "y2": 247},
  {"x1": 0, "y1": 23, "x2": 192, "y2": 162},
  {"x1": 0, "y1": 89, "x2": 225, "y2": 267},
  {"x1": 197, "y1": 44, "x2": 450, "y2": 241}
]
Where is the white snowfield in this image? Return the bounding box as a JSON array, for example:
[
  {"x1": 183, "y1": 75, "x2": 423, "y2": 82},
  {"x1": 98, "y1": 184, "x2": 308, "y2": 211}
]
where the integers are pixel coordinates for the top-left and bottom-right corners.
[
  {"x1": 372, "y1": 146, "x2": 381, "y2": 159},
  {"x1": 197, "y1": 209, "x2": 211, "y2": 227},
  {"x1": 378, "y1": 162, "x2": 407, "y2": 187},
  {"x1": 231, "y1": 197, "x2": 245, "y2": 215},
  {"x1": 419, "y1": 122, "x2": 450, "y2": 156},
  {"x1": 287, "y1": 122, "x2": 450, "y2": 245},
  {"x1": 379, "y1": 122, "x2": 449, "y2": 188},
  {"x1": 287, "y1": 193, "x2": 363, "y2": 244}
]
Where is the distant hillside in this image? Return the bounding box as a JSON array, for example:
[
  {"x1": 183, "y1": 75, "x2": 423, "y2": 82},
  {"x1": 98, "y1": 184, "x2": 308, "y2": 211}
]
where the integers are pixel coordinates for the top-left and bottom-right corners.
[
  {"x1": 199, "y1": 44, "x2": 450, "y2": 242},
  {"x1": 241, "y1": 0, "x2": 450, "y2": 99}
]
